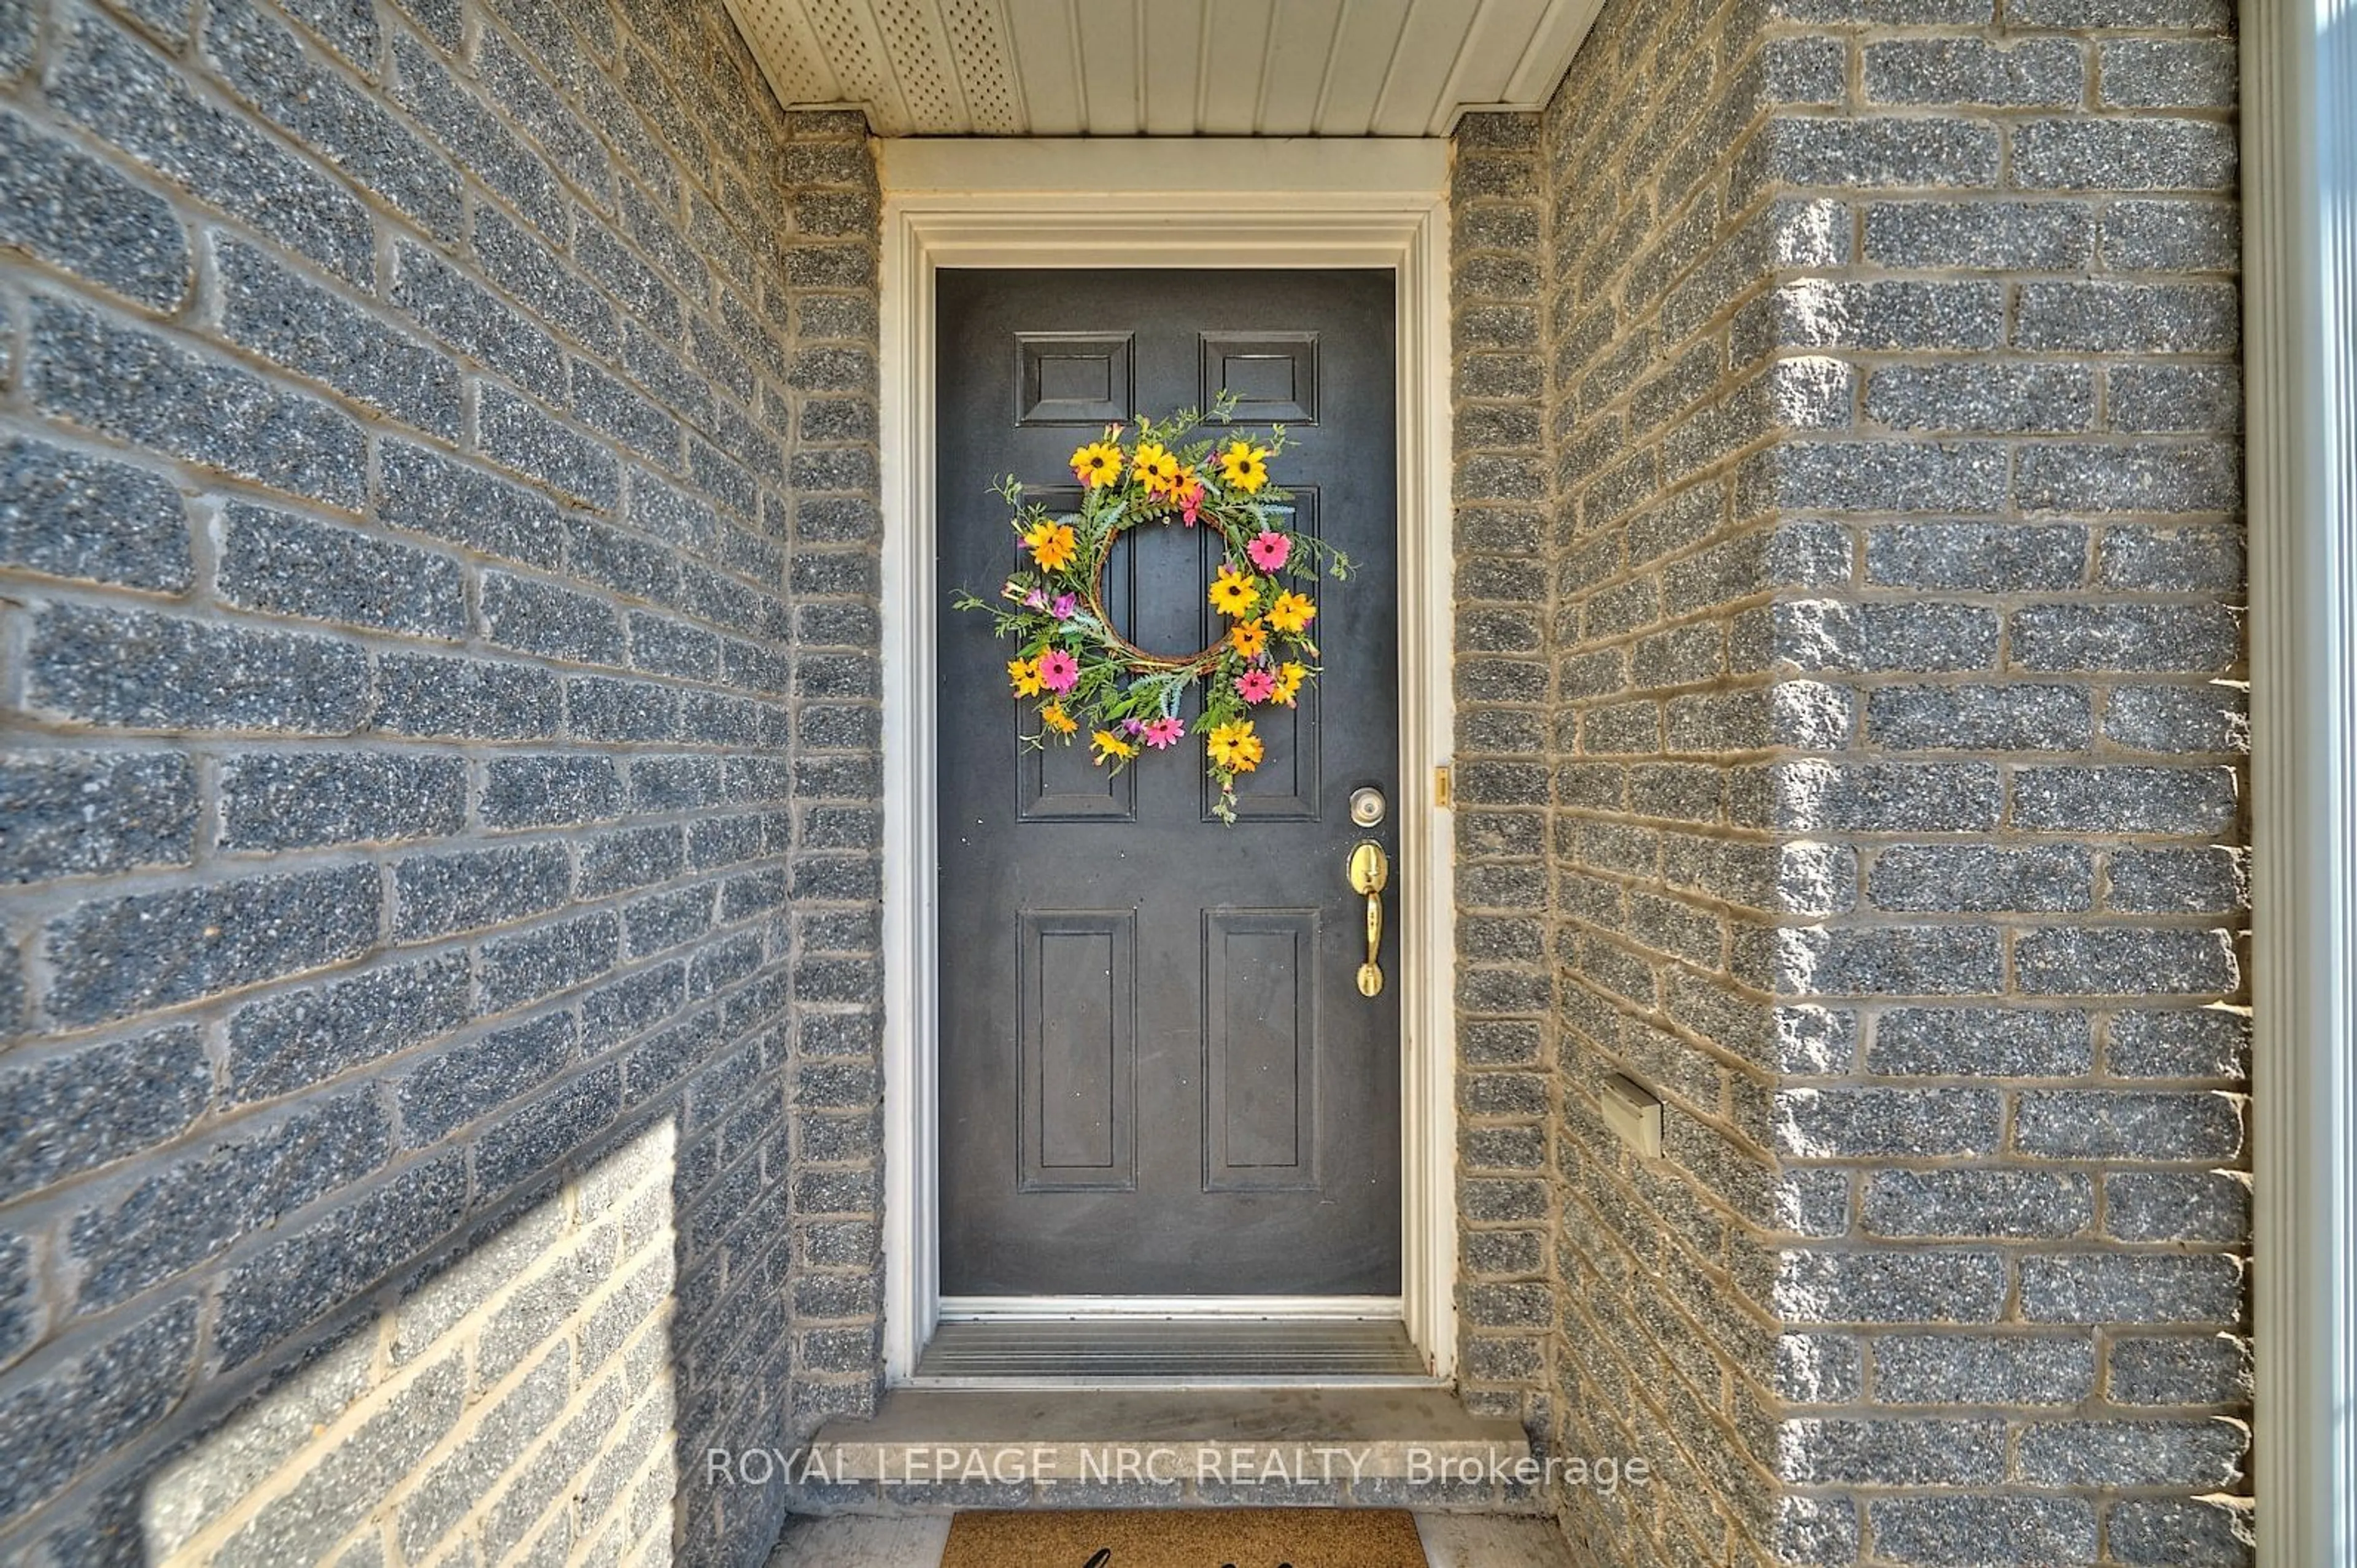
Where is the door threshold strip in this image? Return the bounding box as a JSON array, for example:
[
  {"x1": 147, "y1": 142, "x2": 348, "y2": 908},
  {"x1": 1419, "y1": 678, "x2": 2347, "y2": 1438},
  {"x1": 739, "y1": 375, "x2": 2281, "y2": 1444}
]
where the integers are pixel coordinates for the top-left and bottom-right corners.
[
  {"x1": 938, "y1": 1294, "x2": 1404, "y2": 1321},
  {"x1": 910, "y1": 1316, "x2": 1438, "y2": 1387}
]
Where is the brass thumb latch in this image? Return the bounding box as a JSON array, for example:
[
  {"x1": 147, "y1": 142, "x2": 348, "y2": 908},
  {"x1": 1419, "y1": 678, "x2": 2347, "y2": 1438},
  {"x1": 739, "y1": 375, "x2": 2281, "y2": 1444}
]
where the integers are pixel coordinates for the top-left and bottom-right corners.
[{"x1": 1347, "y1": 840, "x2": 1390, "y2": 997}]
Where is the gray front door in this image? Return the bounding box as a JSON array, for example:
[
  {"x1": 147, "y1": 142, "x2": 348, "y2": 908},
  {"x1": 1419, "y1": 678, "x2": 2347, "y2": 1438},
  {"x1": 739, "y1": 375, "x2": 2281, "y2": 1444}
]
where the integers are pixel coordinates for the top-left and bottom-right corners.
[{"x1": 935, "y1": 268, "x2": 1402, "y2": 1298}]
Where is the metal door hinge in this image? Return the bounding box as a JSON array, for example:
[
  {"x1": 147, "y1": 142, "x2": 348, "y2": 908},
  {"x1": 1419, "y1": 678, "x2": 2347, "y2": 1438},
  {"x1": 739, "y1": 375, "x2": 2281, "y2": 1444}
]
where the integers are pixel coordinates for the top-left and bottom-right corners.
[{"x1": 1433, "y1": 763, "x2": 1452, "y2": 810}]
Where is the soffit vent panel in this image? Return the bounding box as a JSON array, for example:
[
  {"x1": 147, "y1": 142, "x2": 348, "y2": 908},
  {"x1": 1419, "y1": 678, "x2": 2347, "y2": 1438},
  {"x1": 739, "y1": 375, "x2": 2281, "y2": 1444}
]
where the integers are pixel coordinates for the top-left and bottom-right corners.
[{"x1": 721, "y1": 0, "x2": 1604, "y2": 137}]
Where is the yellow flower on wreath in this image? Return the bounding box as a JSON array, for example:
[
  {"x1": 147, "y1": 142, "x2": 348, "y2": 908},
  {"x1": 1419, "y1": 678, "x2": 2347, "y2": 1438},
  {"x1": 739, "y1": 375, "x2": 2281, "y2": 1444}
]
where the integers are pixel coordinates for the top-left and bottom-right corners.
[
  {"x1": 1228, "y1": 618, "x2": 1268, "y2": 658},
  {"x1": 1023, "y1": 519, "x2": 1078, "y2": 571},
  {"x1": 1008, "y1": 656, "x2": 1044, "y2": 698},
  {"x1": 1070, "y1": 441, "x2": 1124, "y2": 488},
  {"x1": 1040, "y1": 701, "x2": 1078, "y2": 734},
  {"x1": 1132, "y1": 442, "x2": 1182, "y2": 496},
  {"x1": 1091, "y1": 728, "x2": 1138, "y2": 765},
  {"x1": 1208, "y1": 565, "x2": 1259, "y2": 617},
  {"x1": 1207, "y1": 719, "x2": 1264, "y2": 774},
  {"x1": 1272, "y1": 661, "x2": 1307, "y2": 705},
  {"x1": 1268, "y1": 590, "x2": 1316, "y2": 634},
  {"x1": 1217, "y1": 439, "x2": 1271, "y2": 493}
]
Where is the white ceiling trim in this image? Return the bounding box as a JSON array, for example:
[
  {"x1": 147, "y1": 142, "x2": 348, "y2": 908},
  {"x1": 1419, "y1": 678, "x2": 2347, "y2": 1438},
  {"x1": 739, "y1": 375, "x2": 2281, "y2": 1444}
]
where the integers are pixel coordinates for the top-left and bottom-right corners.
[
  {"x1": 875, "y1": 135, "x2": 1449, "y2": 196},
  {"x1": 722, "y1": 0, "x2": 1604, "y2": 137}
]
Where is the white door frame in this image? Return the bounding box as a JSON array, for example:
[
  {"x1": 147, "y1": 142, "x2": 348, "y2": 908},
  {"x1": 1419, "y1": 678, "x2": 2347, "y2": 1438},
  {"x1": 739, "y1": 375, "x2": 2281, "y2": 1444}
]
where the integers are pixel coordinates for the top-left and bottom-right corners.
[
  {"x1": 873, "y1": 138, "x2": 1458, "y2": 1383},
  {"x1": 2244, "y1": 2, "x2": 2357, "y2": 1561}
]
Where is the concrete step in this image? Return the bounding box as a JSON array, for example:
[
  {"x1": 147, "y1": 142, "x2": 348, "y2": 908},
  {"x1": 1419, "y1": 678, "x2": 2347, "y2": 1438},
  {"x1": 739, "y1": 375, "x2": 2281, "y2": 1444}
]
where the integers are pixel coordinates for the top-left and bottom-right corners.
[{"x1": 791, "y1": 1386, "x2": 1546, "y2": 1515}]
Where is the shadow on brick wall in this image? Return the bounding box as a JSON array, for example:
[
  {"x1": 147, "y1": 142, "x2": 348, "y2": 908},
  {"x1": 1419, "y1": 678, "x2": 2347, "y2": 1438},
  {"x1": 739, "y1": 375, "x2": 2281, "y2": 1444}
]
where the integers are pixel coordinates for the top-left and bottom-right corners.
[{"x1": 139, "y1": 1120, "x2": 680, "y2": 1564}]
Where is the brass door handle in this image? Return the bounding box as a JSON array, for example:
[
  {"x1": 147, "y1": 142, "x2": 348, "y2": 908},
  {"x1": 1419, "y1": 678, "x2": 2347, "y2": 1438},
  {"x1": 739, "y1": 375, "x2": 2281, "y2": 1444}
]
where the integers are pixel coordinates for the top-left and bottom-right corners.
[{"x1": 1347, "y1": 841, "x2": 1390, "y2": 997}]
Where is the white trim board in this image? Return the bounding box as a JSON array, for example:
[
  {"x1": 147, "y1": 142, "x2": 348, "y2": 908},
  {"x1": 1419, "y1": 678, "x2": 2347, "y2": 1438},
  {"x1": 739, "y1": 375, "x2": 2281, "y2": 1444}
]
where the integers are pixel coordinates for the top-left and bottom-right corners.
[
  {"x1": 876, "y1": 137, "x2": 1450, "y2": 196},
  {"x1": 877, "y1": 137, "x2": 1458, "y2": 1385},
  {"x1": 2245, "y1": 2, "x2": 2357, "y2": 1562}
]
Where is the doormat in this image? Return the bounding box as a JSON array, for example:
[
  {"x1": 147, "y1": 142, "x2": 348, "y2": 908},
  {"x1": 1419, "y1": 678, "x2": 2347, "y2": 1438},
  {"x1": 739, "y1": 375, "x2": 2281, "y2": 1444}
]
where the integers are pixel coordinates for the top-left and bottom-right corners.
[{"x1": 939, "y1": 1508, "x2": 1426, "y2": 1568}]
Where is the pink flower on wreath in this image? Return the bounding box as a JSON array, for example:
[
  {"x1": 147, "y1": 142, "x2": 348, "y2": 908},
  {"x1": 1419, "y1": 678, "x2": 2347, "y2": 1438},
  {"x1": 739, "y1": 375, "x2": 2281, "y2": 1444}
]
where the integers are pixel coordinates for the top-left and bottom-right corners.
[
  {"x1": 1178, "y1": 480, "x2": 1206, "y2": 527},
  {"x1": 1140, "y1": 716, "x2": 1185, "y2": 749},
  {"x1": 1023, "y1": 587, "x2": 1048, "y2": 610},
  {"x1": 1051, "y1": 593, "x2": 1077, "y2": 619},
  {"x1": 1235, "y1": 667, "x2": 1279, "y2": 704},
  {"x1": 1123, "y1": 717, "x2": 1145, "y2": 734},
  {"x1": 1247, "y1": 530, "x2": 1290, "y2": 573},
  {"x1": 1035, "y1": 649, "x2": 1080, "y2": 693}
]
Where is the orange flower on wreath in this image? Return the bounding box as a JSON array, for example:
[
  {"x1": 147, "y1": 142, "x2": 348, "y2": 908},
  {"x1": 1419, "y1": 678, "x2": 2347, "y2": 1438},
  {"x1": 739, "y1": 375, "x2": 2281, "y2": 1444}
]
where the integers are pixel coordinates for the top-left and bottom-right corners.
[
  {"x1": 1023, "y1": 519, "x2": 1078, "y2": 571},
  {"x1": 1207, "y1": 719, "x2": 1264, "y2": 774},
  {"x1": 1228, "y1": 619, "x2": 1269, "y2": 658}
]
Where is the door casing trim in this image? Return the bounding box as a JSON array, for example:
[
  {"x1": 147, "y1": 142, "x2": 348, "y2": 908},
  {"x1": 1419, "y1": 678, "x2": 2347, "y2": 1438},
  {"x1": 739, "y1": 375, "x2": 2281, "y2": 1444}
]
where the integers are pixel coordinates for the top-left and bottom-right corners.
[
  {"x1": 877, "y1": 137, "x2": 1457, "y2": 1383},
  {"x1": 2243, "y1": 3, "x2": 2357, "y2": 1560}
]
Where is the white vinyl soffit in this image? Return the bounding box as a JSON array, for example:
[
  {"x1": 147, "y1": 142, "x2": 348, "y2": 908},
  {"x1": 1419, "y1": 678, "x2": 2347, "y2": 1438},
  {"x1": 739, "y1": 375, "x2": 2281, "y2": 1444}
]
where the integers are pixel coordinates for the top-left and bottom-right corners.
[{"x1": 721, "y1": 0, "x2": 1604, "y2": 137}]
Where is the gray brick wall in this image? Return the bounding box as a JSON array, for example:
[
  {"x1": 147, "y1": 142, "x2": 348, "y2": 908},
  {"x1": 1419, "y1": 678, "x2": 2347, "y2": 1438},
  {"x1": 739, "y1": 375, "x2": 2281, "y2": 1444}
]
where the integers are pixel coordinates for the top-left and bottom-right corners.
[
  {"x1": 0, "y1": 1, "x2": 880, "y2": 1562},
  {"x1": 1452, "y1": 1, "x2": 2248, "y2": 1562}
]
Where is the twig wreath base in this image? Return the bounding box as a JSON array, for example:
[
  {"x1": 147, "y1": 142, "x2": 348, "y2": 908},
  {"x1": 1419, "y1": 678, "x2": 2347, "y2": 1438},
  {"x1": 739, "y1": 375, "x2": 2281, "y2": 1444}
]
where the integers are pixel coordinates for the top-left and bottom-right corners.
[{"x1": 951, "y1": 398, "x2": 1349, "y2": 824}]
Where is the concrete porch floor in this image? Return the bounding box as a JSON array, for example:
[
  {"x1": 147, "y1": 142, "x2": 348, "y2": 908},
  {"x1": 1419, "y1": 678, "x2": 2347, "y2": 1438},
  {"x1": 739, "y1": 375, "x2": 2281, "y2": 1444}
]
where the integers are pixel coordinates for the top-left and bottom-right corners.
[{"x1": 768, "y1": 1512, "x2": 1580, "y2": 1567}]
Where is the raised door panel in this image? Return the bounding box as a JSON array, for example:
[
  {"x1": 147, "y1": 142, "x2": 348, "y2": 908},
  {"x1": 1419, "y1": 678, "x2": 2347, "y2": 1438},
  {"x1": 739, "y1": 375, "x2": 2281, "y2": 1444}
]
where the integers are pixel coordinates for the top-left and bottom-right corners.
[
  {"x1": 1204, "y1": 909, "x2": 1319, "y2": 1191},
  {"x1": 1018, "y1": 333, "x2": 1134, "y2": 425},
  {"x1": 1020, "y1": 911, "x2": 1136, "y2": 1192},
  {"x1": 1201, "y1": 331, "x2": 1319, "y2": 423}
]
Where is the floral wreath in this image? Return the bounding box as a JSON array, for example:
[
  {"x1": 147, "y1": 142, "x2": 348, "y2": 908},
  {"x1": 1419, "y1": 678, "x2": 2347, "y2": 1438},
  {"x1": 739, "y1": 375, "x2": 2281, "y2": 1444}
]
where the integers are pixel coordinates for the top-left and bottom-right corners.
[{"x1": 953, "y1": 399, "x2": 1349, "y2": 824}]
